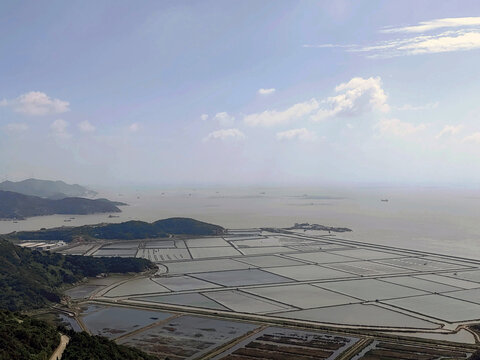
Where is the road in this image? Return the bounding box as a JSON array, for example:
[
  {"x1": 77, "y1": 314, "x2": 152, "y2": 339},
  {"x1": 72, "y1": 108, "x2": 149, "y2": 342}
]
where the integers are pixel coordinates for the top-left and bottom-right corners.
[{"x1": 49, "y1": 333, "x2": 70, "y2": 360}]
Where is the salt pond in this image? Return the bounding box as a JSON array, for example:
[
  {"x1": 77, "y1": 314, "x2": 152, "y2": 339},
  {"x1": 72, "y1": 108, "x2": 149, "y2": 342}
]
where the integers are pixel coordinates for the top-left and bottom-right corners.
[
  {"x1": 276, "y1": 303, "x2": 439, "y2": 329},
  {"x1": 81, "y1": 306, "x2": 173, "y2": 338},
  {"x1": 136, "y1": 293, "x2": 229, "y2": 310},
  {"x1": 117, "y1": 315, "x2": 258, "y2": 360},
  {"x1": 192, "y1": 268, "x2": 292, "y2": 287}
]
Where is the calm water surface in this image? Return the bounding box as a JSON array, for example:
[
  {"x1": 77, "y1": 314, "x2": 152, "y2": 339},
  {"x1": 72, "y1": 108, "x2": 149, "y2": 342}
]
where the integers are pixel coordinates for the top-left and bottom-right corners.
[{"x1": 2, "y1": 186, "x2": 480, "y2": 259}]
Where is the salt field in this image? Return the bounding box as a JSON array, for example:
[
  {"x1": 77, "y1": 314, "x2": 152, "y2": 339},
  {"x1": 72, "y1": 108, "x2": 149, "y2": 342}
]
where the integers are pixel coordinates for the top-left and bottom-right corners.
[
  {"x1": 70, "y1": 230, "x2": 480, "y2": 330},
  {"x1": 66, "y1": 229, "x2": 480, "y2": 358}
]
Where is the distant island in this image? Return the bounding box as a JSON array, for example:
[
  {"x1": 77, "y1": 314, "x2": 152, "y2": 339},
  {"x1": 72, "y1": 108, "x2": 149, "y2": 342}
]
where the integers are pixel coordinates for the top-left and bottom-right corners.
[
  {"x1": 0, "y1": 178, "x2": 97, "y2": 199},
  {"x1": 287, "y1": 222, "x2": 352, "y2": 232},
  {"x1": 9, "y1": 217, "x2": 225, "y2": 241},
  {"x1": 0, "y1": 190, "x2": 123, "y2": 220}
]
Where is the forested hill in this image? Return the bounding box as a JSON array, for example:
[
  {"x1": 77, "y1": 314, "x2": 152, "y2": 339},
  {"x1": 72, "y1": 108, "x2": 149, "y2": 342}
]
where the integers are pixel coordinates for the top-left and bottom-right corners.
[
  {"x1": 11, "y1": 217, "x2": 225, "y2": 242},
  {"x1": 0, "y1": 238, "x2": 155, "y2": 311},
  {"x1": 0, "y1": 239, "x2": 159, "y2": 359},
  {"x1": 0, "y1": 190, "x2": 121, "y2": 219}
]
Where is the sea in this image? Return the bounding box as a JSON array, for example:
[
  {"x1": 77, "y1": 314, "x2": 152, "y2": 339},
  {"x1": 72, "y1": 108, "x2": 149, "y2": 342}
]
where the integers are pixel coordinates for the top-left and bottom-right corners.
[{"x1": 2, "y1": 186, "x2": 480, "y2": 260}]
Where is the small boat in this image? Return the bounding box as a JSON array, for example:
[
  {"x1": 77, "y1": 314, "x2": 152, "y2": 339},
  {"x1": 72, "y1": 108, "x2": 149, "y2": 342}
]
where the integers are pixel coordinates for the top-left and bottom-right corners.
[{"x1": 381, "y1": 199, "x2": 389, "y2": 202}]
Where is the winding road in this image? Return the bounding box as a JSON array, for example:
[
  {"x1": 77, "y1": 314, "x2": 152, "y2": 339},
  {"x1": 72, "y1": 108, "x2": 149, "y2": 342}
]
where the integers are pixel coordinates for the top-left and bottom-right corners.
[{"x1": 49, "y1": 333, "x2": 69, "y2": 360}]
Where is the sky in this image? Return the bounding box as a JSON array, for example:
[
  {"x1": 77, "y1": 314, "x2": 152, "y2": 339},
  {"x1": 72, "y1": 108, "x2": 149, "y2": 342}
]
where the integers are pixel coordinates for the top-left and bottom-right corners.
[{"x1": 1, "y1": 0, "x2": 480, "y2": 187}]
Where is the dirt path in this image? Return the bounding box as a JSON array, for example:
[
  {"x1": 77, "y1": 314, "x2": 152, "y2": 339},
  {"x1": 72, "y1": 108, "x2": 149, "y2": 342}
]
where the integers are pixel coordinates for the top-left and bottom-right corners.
[{"x1": 49, "y1": 333, "x2": 70, "y2": 360}]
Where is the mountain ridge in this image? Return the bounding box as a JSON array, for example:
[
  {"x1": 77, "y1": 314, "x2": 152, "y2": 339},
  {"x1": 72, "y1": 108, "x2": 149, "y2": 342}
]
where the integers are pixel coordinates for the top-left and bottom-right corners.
[{"x1": 0, "y1": 178, "x2": 97, "y2": 199}]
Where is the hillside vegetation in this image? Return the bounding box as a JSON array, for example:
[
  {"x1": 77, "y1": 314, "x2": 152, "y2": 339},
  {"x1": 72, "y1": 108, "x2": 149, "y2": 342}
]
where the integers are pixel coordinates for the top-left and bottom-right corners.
[
  {"x1": 0, "y1": 310, "x2": 60, "y2": 360},
  {"x1": 11, "y1": 217, "x2": 225, "y2": 241},
  {"x1": 0, "y1": 239, "x2": 160, "y2": 359},
  {"x1": 0, "y1": 238, "x2": 155, "y2": 311}
]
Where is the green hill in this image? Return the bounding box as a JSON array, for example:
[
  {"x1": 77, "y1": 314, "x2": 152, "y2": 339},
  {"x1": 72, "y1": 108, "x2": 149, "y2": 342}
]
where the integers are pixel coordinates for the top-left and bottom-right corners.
[
  {"x1": 11, "y1": 217, "x2": 225, "y2": 242},
  {"x1": 0, "y1": 238, "x2": 155, "y2": 311}
]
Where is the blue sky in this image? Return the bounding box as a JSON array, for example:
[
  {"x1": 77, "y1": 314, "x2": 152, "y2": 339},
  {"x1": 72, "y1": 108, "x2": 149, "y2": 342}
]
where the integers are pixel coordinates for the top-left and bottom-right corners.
[{"x1": 1, "y1": 0, "x2": 480, "y2": 186}]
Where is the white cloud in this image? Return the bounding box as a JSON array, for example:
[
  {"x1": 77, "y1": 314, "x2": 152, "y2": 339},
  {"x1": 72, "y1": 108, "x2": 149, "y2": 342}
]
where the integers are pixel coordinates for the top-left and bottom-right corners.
[
  {"x1": 0, "y1": 99, "x2": 7, "y2": 106},
  {"x1": 351, "y1": 31, "x2": 480, "y2": 57},
  {"x1": 5, "y1": 123, "x2": 28, "y2": 132},
  {"x1": 4, "y1": 91, "x2": 70, "y2": 116},
  {"x1": 258, "y1": 88, "x2": 276, "y2": 95},
  {"x1": 396, "y1": 102, "x2": 439, "y2": 111},
  {"x1": 203, "y1": 128, "x2": 245, "y2": 142},
  {"x1": 307, "y1": 17, "x2": 480, "y2": 57},
  {"x1": 375, "y1": 118, "x2": 426, "y2": 137},
  {"x1": 311, "y1": 77, "x2": 389, "y2": 121},
  {"x1": 244, "y1": 99, "x2": 319, "y2": 127},
  {"x1": 381, "y1": 17, "x2": 480, "y2": 33},
  {"x1": 78, "y1": 120, "x2": 96, "y2": 133},
  {"x1": 50, "y1": 119, "x2": 71, "y2": 139},
  {"x1": 200, "y1": 114, "x2": 209, "y2": 121},
  {"x1": 436, "y1": 125, "x2": 463, "y2": 139},
  {"x1": 395, "y1": 31, "x2": 480, "y2": 55},
  {"x1": 276, "y1": 128, "x2": 317, "y2": 142},
  {"x1": 244, "y1": 77, "x2": 387, "y2": 126},
  {"x1": 214, "y1": 112, "x2": 235, "y2": 127},
  {"x1": 463, "y1": 132, "x2": 480, "y2": 143},
  {"x1": 129, "y1": 122, "x2": 140, "y2": 132}
]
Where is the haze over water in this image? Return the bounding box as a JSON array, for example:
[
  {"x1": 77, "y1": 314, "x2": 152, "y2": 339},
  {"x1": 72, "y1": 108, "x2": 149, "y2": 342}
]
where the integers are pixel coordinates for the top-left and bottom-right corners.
[{"x1": 3, "y1": 185, "x2": 480, "y2": 259}]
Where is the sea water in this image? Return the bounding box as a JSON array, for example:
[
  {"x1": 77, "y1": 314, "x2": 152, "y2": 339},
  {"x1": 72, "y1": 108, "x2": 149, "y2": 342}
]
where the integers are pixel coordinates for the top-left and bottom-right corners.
[{"x1": 2, "y1": 186, "x2": 480, "y2": 259}]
